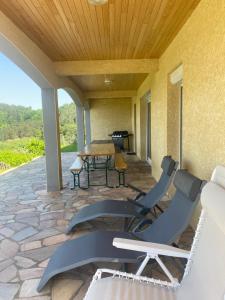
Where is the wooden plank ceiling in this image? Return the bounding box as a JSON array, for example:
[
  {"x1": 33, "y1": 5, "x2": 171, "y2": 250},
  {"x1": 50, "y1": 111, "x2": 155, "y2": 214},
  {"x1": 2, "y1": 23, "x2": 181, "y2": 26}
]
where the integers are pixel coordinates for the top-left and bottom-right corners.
[
  {"x1": 71, "y1": 73, "x2": 148, "y2": 91},
  {"x1": 0, "y1": 0, "x2": 200, "y2": 61}
]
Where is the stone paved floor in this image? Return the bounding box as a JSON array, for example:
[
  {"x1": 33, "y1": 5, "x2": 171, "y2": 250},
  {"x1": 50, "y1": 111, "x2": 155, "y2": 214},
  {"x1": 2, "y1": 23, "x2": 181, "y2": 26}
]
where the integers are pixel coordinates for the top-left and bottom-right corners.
[{"x1": 0, "y1": 153, "x2": 194, "y2": 300}]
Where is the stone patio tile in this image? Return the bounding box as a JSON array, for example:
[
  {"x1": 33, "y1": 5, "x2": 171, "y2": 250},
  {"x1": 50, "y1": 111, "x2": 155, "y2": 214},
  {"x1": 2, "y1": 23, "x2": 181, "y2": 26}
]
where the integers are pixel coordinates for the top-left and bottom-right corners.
[
  {"x1": 0, "y1": 264, "x2": 17, "y2": 282},
  {"x1": 35, "y1": 190, "x2": 49, "y2": 196},
  {"x1": 0, "y1": 239, "x2": 19, "y2": 259},
  {"x1": 40, "y1": 211, "x2": 64, "y2": 221},
  {"x1": 15, "y1": 297, "x2": 51, "y2": 300},
  {"x1": 10, "y1": 276, "x2": 20, "y2": 283},
  {"x1": 15, "y1": 212, "x2": 39, "y2": 221},
  {"x1": 15, "y1": 208, "x2": 36, "y2": 214},
  {"x1": 38, "y1": 259, "x2": 49, "y2": 268},
  {"x1": 19, "y1": 267, "x2": 43, "y2": 280},
  {"x1": 24, "y1": 228, "x2": 60, "y2": 243},
  {"x1": 0, "y1": 258, "x2": 14, "y2": 272},
  {"x1": 0, "y1": 283, "x2": 20, "y2": 300},
  {"x1": 15, "y1": 256, "x2": 36, "y2": 268},
  {"x1": 18, "y1": 194, "x2": 37, "y2": 201},
  {"x1": 19, "y1": 245, "x2": 57, "y2": 262},
  {"x1": 12, "y1": 227, "x2": 38, "y2": 242},
  {"x1": 19, "y1": 278, "x2": 50, "y2": 297},
  {"x1": 39, "y1": 219, "x2": 56, "y2": 229},
  {"x1": 56, "y1": 219, "x2": 68, "y2": 227},
  {"x1": 43, "y1": 234, "x2": 68, "y2": 246},
  {"x1": 20, "y1": 241, "x2": 42, "y2": 252},
  {"x1": 50, "y1": 203, "x2": 65, "y2": 211},
  {"x1": 0, "y1": 215, "x2": 14, "y2": 222},
  {"x1": 0, "y1": 227, "x2": 14, "y2": 237},
  {"x1": 7, "y1": 222, "x2": 27, "y2": 231},
  {"x1": 20, "y1": 216, "x2": 39, "y2": 227},
  {"x1": 52, "y1": 278, "x2": 83, "y2": 300}
]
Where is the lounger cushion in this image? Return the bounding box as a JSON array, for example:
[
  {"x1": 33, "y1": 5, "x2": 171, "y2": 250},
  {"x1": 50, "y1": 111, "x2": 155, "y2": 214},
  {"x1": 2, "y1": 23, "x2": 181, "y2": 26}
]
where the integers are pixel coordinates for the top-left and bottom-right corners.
[
  {"x1": 161, "y1": 156, "x2": 175, "y2": 176},
  {"x1": 201, "y1": 181, "x2": 225, "y2": 234},
  {"x1": 173, "y1": 170, "x2": 202, "y2": 201},
  {"x1": 84, "y1": 277, "x2": 177, "y2": 300},
  {"x1": 211, "y1": 165, "x2": 225, "y2": 188}
]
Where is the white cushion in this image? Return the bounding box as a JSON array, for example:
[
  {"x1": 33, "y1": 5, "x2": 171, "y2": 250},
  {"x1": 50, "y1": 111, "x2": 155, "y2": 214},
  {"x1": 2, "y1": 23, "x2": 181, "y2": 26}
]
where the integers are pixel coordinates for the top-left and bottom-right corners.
[
  {"x1": 84, "y1": 277, "x2": 177, "y2": 300},
  {"x1": 177, "y1": 212, "x2": 225, "y2": 300},
  {"x1": 211, "y1": 165, "x2": 225, "y2": 189},
  {"x1": 201, "y1": 182, "x2": 225, "y2": 234}
]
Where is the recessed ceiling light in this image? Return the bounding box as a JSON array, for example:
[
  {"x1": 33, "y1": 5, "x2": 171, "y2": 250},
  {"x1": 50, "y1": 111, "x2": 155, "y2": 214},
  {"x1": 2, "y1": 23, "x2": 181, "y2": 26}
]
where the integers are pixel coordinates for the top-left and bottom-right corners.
[
  {"x1": 88, "y1": 0, "x2": 108, "y2": 6},
  {"x1": 104, "y1": 78, "x2": 112, "y2": 85}
]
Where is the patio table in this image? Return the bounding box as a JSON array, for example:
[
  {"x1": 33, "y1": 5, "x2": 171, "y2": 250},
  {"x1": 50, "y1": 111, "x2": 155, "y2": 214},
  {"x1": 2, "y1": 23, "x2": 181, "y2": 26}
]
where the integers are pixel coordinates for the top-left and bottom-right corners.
[{"x1": 78, "y1": 143, "x2": 115, "y2": 187}]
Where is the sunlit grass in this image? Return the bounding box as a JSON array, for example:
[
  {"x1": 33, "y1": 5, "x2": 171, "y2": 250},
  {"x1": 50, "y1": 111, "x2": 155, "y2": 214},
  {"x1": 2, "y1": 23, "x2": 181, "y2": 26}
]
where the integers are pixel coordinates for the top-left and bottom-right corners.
[{"x1": 61, "y1": 143, "x2": 77, "y2": 152}]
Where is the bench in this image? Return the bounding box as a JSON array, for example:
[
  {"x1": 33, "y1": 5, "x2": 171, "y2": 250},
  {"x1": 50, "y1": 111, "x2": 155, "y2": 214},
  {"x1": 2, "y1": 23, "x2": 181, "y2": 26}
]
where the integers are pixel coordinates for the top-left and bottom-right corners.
[
  {"x1": 70, "y1": 157, "x2": 84, "y2": 189},
  {"x1": 114, "y1": 153, "x2": 128, "y2": 187}
]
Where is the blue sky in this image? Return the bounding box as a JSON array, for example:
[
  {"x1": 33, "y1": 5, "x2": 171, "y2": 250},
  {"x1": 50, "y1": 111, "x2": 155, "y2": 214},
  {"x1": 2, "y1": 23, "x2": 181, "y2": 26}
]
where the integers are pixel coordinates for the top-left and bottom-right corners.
[{"x1": 0, "y1": 53, "x2": 73, "y2": 109}]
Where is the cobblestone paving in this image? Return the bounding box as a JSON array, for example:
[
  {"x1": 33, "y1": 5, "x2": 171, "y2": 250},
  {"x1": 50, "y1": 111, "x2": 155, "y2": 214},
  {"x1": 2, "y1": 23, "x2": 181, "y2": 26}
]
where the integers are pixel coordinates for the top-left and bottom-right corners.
[{"x1": 0, "y1": 153, "x2": 194, "y2": 300}]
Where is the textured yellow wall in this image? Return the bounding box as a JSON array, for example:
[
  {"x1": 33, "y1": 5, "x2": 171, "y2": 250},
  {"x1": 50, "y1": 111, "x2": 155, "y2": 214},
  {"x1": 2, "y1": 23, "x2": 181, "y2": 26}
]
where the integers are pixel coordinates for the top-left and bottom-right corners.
[
  {"x1": 132, "y1": 75, "x2": 152, "y2": 159},
  {"x1": 134, "y1": 0, "x2": 225, "y2": 227},
  {"x1": 167, "y1": 80, "x2": 181, "y2": 162},
  {"x1": 90, "y1": 98, "x2": 132, "y2": 140}
]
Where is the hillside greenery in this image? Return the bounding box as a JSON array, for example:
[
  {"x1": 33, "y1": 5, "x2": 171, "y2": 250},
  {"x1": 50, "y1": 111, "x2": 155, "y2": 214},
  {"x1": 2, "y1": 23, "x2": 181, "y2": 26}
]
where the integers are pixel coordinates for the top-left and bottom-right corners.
[{"x1": 0, "y1": 102, "x2": 77, "y2": 172}]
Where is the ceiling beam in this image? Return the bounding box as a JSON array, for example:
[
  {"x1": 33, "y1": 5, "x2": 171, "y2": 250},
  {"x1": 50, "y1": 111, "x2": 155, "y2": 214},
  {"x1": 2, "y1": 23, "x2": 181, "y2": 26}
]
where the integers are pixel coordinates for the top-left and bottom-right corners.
[
  {"x1": 84, "y1": 90, "x2": 137, "y2": 99},
  {"x1": 54, "y1": 59, "x2": 159, "y2": 76}
]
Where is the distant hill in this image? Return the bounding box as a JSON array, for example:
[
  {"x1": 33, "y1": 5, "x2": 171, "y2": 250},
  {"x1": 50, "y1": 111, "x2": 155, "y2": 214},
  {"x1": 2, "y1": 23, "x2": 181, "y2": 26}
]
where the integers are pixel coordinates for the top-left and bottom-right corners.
[{"x1": 0, "y1": 102, "x2": 77, "y2": 144}]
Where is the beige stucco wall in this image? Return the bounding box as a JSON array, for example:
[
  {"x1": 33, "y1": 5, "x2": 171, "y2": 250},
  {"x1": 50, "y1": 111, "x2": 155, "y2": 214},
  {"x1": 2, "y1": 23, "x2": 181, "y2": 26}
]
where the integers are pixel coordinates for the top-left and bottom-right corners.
[
  {"x1": 132, "y1": 75, "x2": 152, "y2": 159},
  {"x1": 90, "y1": 98, "x2": 132, "y2": 141},
  {"x1": 134, "y1": 0, "x2": 225, "y2": 227},
  {"x1": 167, "y1": 80, "x2": 182, "y2": 163}
]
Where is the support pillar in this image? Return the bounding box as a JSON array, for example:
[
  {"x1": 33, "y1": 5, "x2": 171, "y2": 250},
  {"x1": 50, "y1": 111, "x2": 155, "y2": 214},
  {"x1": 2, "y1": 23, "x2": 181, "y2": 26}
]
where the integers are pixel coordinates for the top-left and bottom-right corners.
[
  {"x1": 85, "y1": 109, "x2": 91, "y2": 144},
  {"x1": 76, "y1": 105, "x2": 85, "y2": 151},
  {"x1": 42, "y1": 88, "x2": 62, "y2": 191}
]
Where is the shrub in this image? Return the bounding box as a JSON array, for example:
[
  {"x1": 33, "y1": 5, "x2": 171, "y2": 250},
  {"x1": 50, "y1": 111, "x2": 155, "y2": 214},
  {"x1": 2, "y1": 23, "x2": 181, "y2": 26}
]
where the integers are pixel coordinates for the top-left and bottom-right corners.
[
  {"x1": 21, "y1": 138, "x2": 45, "y2": 156},
  {"x1": 0, "y1": 150, "x2": 33, "y2": 167}
]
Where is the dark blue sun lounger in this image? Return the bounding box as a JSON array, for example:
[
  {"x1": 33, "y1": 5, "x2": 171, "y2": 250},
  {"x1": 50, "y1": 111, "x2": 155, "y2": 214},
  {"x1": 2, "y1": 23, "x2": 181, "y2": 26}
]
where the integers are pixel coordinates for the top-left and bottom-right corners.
[
  {"x1": 38, "y1": 169, "x2": 203, "y2": 291},
  {"x1": 66, "y1": 156, "x2": 178, "y2": 234}
]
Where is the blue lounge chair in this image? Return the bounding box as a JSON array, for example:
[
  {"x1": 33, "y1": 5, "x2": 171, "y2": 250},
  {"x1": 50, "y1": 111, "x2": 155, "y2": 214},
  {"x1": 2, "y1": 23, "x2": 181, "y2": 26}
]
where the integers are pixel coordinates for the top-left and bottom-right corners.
[
  {"x1": 84, "y1": 165, "x2": 225, "y2": 300},
  {"x1": 38, "y1": 169, "x2": 203, "y2": 291},
  {"x1": 66, "y1": 156, "x2": 178, "y2": 234}
]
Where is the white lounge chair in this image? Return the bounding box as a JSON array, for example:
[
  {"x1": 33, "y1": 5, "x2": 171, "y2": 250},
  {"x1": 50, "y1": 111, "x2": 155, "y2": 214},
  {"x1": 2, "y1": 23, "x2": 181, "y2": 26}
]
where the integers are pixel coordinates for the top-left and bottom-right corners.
[{"x1": 84, "y1": 165, "x2": 225, "y2": 300}]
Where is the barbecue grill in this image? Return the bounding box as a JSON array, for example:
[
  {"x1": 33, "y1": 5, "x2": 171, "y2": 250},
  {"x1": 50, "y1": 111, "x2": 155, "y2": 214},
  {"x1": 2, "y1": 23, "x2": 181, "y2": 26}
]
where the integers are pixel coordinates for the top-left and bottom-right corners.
[{"x1": 111, "y1": 131, "x2": 129, "y2": 151}]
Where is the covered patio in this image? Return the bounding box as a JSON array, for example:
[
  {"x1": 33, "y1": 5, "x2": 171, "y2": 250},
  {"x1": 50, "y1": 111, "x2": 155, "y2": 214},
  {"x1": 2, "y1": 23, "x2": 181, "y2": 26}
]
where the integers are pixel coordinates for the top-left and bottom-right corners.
[
  {"x1": 0, "y1": 153, "x2": 193, "y2": 299},
  {"x1": 0, "y1": 0, "x2": 225, "y2": 299}
]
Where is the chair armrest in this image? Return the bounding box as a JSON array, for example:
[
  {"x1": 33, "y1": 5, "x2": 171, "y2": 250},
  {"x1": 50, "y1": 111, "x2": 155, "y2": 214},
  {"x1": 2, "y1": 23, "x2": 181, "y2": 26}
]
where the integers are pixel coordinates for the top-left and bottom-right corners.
[
  {"x1": 127, "y1": 183, "x2": 146, "y2": 195},
  {"x1": 113, "y1": 238, "x2": 190, "y2": 259}
]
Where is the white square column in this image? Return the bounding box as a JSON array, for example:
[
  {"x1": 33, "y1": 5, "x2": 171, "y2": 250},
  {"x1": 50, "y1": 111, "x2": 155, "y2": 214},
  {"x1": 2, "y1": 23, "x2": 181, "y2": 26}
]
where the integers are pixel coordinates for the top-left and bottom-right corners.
[
  {"x1": 85, "y1": 109, "x2": 91, "y2": 144},
  {"x1": 76, "y1": 105, "x2": 85, "y2": 151},
  {"x1": 42, "y1": 88, "x2": 62, "y2": 191}
]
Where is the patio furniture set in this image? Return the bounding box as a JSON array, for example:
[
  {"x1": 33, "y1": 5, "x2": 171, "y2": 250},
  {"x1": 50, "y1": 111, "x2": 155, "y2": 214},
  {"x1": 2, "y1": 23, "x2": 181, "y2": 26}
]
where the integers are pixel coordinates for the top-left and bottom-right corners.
[
  {"x1": 38, "y1": 156, "x2": 225, "y2": 299},
  {"x1": 70, "y1": 142, "x2": 128, "y2": 189}
]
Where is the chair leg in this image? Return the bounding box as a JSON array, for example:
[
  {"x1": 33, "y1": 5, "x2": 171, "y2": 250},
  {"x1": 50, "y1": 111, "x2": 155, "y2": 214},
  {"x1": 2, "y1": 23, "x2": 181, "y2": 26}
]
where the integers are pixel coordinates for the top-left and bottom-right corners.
[
  {"x1": 71, "y1": 170, "x2": 86, "y2": 189},
  {"x1": 116, "y1": 170, "x2": 128, "y2": 187}
]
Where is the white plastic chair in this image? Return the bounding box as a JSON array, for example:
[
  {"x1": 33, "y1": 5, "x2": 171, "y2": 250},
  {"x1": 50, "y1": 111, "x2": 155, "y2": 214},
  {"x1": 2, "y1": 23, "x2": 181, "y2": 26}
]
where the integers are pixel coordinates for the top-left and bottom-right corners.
[{"x1": 84, "y1": 165, "x2": 225, "y2": 300}]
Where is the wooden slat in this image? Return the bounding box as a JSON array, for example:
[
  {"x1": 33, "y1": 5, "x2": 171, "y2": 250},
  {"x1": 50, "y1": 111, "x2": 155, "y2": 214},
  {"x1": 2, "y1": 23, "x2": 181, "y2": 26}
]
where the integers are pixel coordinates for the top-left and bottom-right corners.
[
  {"x1": 78, "y1": 143, "x2": 115, "y2": 157},
  {"x1": 115, "y1": 153, "x2": 128, "y2": 171},
  {"x1": 0, "y1": 0, "x2": 201, "y2": 60}
]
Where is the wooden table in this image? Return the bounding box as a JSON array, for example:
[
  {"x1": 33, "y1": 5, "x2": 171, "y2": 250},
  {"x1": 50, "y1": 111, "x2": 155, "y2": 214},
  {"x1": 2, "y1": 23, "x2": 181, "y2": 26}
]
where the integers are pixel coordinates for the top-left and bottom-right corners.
[
  {"x1": 78, "y1": 143, "x2": 115, "y2": 187},
  {"x1": 78, "y1": 143, "x2": 115, "y2": 157}
]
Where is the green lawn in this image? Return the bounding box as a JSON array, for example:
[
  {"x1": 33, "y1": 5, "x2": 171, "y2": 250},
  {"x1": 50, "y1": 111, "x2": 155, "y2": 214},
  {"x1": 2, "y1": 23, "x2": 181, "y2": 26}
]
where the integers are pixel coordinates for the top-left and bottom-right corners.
[
  {"x1": 61, "y1": 142, "x2": 77, "y2": 152},
  {"x1": 0, "y1": 138, "x2": 44, "y2": 172},
  {"x1": 0, "y1": 139, "x2": 77, "y2": 174}
]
